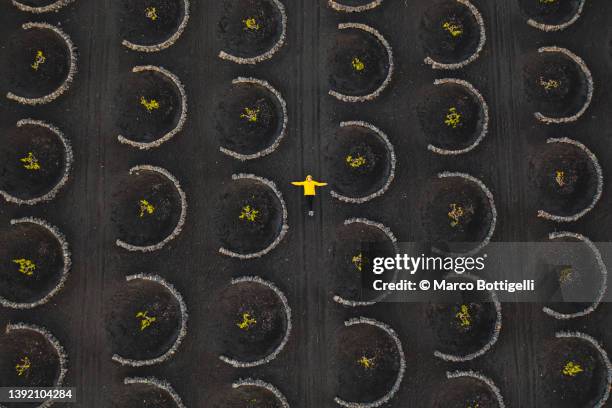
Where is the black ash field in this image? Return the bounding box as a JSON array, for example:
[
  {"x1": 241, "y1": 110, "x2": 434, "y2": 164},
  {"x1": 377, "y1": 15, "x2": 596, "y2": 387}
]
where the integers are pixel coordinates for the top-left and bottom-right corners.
[{"x1": 1, "y1": 0, "x2": 612, "y2": 407}]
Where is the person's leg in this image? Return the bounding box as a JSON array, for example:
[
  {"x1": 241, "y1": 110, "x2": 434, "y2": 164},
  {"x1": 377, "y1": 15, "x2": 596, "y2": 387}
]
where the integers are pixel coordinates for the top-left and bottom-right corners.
[{"x1": 307, "y1": 196, "x2": 314, "y2": 216}]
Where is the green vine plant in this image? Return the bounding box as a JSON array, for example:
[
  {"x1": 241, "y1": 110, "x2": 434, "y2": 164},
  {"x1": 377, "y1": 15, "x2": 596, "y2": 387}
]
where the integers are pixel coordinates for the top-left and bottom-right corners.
[
  {"x1": 243, "y1": 17, "x2": 261, "y2": 31},
  {"x1": 237, "y1": 312, "x2": 257, "y2": 330},
  {"x1": 540, "y1": 77, "x2": 560, "y2": 91},
  {"x1": 136, "y1": 311, "x2": 156, "y2": 331},
  {"x1": 539, "y1": 0, "x2": 558, "y2": 4},
  {"x1": 456, "y1": 304, "x2": 472, "y2": 328},
  {"x1": 558, "y1": 266, "x2": 575, "y2": 285},
  {"x1": 139, "y1": 199, "x2": 155, "y2": 218},
  {"x1": 240, "y1": 107, "x2": 260, "y2": 123},
  {"x1": 442, "y1": 21, "x2": 463, "y2": 38},
  {"x1": 239, "y1": 205, "x2": 259, "y2": 222},
  {"x1": 145, "y1": 6, "x2": 158, "y2": 21},
  {"x1": 352, "y1": 57, "x2": 365, "y2": 72},
  {"x1": 562, "y1": 361, "x2": 583, "y2": 377},
  {"x1": 357, "y1": 355, "x2": 375, "y2": 369},
  {"x1": 352, "y1": 252, "x2": 365, "y2": 272},
  {"x1": 31, "y1": 50, "x2": 46, "y2": 71},
  {"x1": 444, "y1": 107, "x2": 462, "y2": 129},
  {"x1": 15, "y1": 356, "x2": 31, "y2": 376},
  {"x1": 555, "y1": 170, "x2": 566, "y2": 187},
  {"x1": 346, "y1": 154, "x2": 367, "y2": 169},
  {"x1": 448, "y1": 203, "x2": 473, "y2": 228},
  {"x1": 20, "y1": 152, "x2": 41, "y2": 171},
  {"x1": 140, "y1": 96, "x2": 160, "y2": 113},
  {"x1": 13, "y1": 258, "x2": 36, "y2": 277}
]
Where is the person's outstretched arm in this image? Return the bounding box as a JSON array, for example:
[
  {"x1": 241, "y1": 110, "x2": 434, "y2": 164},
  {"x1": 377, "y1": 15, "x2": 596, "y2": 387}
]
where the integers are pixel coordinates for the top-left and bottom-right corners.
[
  {"x1": 314, "y1": 181, "x2": 328, "y2": 186},
  {"x1": 291, "y1": 181, "x2": 305, "y2": 186}
]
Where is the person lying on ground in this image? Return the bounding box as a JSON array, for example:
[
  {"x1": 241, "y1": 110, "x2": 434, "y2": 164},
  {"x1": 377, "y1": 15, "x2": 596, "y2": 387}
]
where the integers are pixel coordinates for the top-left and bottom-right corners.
[{"x1": 291, "y1": 175, "x2": 327, "y2": 217}]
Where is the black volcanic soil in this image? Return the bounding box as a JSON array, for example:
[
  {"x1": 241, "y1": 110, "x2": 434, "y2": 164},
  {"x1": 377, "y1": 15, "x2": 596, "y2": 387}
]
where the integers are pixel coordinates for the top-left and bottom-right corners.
[
  {"x1": 421, "y1": 0, "x2": 481, "y2": 65},
  {"x1": 428, "y1": 275, "x2": 498, "y2": 357},
  {"x1": 329, "y1": 221, "x2": 396, "y2": 304},
  {"x1": 0, "y1": 327, "x2": 61, "y2": 408},
  {"x1": 530, "y1": 141, "x2": 598, "y2": 218},
  {"x1": 334, "y1": 322, "x2": 401, "y2": 404},
  {"x1": 2, "y1": 26, "x2": 70, "y2": 99},
  {"x1": 331, "y1": 0, "x2": 378, "y2": 6},
  {"x1": 523, "y1": 50, "x2": 588, "y2": 118},
  {"x1": 111, "y1": 169, "x2": 182, "y2": 247},
  {"x1": 119, "y1": 0, "x2": 184, "y2": 46},
  {"x1": 216, "y1": 81, "x2": 283, "y2": 156},
  {"x1": 518, "y1": 0, "x2": 583, "y2": 26},
  {"x1": 211, "y1": 280, "x2": 287, "y2": 363},
  {"x1": 0, "y1": 222, "x2": 64, "y2": 305},
  {"x1": 540, "y1": 337, "x2": 608, "y2": 408},
  {"x1": 106, "y1": 279, "x2": 182, "y2": 361},
  {"x1": 0, "y1": 123, "x2": 66, "y2": 201},
  {"x1": 432, "y1": 376, "x2": 500, "y2": 408},
  {"x1": 215, "y1": 178, "x2": 283, "y2": 255},
  {"x1": 11, "y1": 0, "x2": 64, "y2": 6},
  {"x1": 116, "y1": 69, "x2": 181, "y2": 144},
  {"x1": 417, "y1": 81, "x2": 484, "y2": 151},
  {"x1": 112, "y1": 382, "x2": 177, "y2": 408},
  {"x1": 1, "y1": 0, "x2": 612, "y2": 407},
  {"x1": 328, "y1": 27, "x2": 389, "y2": 97},
  {"x1": 422, "y1": 175, "x2": 493, "y2": 254},
  {"x1": 218, "y1": 0, "x2": 283, "y2": 59},
  {"x1": 326, "y1": 124, "x2": 392, "y2": 198},
  {"x1": 536, "y1": 234, "x2": 603, "y2": 315},
  {"x1": 209, "y1": 383, "x2": 284, "y2": 408}
]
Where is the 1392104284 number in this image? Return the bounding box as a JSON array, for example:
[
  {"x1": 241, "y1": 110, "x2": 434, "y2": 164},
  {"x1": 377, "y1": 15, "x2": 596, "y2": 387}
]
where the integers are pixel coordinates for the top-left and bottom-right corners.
[{"x1": 2, "y1": 388, "x2": 75, "y2": 402}]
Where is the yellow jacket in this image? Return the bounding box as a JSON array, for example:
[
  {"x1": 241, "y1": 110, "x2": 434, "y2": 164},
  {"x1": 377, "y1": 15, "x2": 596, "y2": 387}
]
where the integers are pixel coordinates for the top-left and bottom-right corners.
[{"x1": 292, "y1": 179, "x2": 327, "y2": 196}]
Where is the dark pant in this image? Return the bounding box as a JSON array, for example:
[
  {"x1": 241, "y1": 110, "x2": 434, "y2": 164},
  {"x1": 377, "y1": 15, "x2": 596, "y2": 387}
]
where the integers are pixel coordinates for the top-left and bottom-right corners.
[{"x1": 306, "y1": 195, "x2": 314, "y2": 212}]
